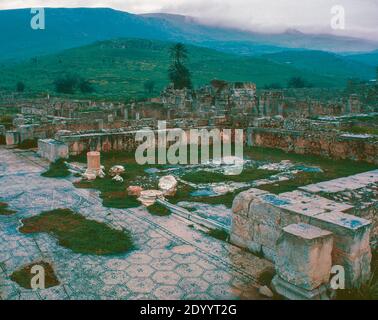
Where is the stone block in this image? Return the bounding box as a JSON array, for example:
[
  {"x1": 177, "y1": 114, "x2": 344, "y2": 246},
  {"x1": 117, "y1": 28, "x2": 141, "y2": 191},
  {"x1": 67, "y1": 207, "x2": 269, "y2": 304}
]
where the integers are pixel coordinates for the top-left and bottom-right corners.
[
  {"x1": 18, "y1": 124, "x2": 35, "y2": 142},
  {"x1": 232, "y1": 188, "x2": 268, "y2": 217},
  {"x1": 231, "y1": 213, "x2": 252, "y2": 242},
  {"x1": 311, "y1": 212, "x2": 372, "y2": 288},
  {"x1": 249, "y1": 199, "x2": 281, "y2": 227},
  {"x1": 0, "y1": 124, "x2": 5, "y2": 136},
  {"x1": 275, "y1": 223, "x2": 333, "y2": 291},
  {"x1": 5, "y1": 131, "x2": 20, "y2": 145},
  {"x1": 38, "y1": 139, "x2": 69, "y2": 162},
  {"x1": 272, "y1": 276, "x2": 329, "y2": 300},
  {"x1": 253, "y1": 222, "x2": 281, "y2": 250}
]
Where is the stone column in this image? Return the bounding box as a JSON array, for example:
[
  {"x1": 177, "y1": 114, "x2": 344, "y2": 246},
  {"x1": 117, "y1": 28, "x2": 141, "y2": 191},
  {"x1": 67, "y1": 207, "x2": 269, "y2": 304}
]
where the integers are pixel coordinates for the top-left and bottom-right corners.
[
  {"x1": 87, "y1": 151, "x2": 101, "y2": 173},
  {"x1": 272, "y1": 223, "x2": 333, "y2": 300},
  {"x1": 124, "y1": 108, "x2": 129, "y2": 120}
]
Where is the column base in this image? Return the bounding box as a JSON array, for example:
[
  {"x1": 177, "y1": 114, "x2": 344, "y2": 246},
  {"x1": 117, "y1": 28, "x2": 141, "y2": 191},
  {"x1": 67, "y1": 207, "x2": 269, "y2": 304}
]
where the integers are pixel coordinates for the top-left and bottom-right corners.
[{"x1": 272, "y1": 276, "x2": 330, "y2": 300}]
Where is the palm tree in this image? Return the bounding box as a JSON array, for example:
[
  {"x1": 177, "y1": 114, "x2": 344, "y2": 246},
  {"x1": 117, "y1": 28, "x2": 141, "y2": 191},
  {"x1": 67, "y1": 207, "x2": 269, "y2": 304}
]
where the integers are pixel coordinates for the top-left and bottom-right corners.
[
  {"x1": 170, "y1": 43, "x2": 188, "y2": 65},
  {"x1": 168, "y1": 43, "x2": 192, "y2": 89}
]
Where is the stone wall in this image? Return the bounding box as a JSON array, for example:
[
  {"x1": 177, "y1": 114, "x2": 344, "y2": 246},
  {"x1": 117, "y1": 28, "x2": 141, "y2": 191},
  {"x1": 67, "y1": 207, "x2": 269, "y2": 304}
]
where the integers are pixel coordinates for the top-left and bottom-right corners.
[
  {"x1": 231, "y1": 187, "x2": 372, "y2": 290},
  {"x1": 248, "y1": 127, "x2": 378, "y2": 164}
]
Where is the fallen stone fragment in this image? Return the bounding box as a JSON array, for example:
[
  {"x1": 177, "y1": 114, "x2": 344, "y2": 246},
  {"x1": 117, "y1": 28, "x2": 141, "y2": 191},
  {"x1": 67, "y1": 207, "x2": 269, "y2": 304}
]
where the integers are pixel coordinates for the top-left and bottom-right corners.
[
  {"x1": 259, "y1": 285, "x2": 274, "y2": 298},
  {"x1": 127, "y1": 186, "x2": 143, "y2": 197},
  {"x1": 158, "y1": 175, "x2": 178, "y2": 196}
]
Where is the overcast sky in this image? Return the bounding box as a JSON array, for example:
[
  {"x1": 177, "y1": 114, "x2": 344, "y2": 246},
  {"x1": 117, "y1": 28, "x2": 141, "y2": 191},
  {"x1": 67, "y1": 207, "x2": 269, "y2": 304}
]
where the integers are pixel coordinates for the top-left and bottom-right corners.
[{"x1": 1, "y1": 0, "x2": 377, "y2": 40}]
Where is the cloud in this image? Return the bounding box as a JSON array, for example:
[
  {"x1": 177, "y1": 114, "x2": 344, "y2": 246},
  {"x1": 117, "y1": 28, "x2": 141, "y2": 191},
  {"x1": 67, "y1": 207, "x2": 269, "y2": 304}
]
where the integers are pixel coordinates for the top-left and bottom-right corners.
[{"x1": 1, "y1": 0, "x2": 377, "y2": 40}]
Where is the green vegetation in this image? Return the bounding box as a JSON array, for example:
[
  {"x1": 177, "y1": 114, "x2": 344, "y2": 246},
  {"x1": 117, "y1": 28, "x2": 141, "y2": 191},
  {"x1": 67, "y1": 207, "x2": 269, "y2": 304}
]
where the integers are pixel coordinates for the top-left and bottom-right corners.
[
  {"x1": 182, "y1": 168, "x2": 275, "y2": 184},
  {"x1": 244, "y1": 147, "x2": 378, "y2": 194},
  {"x1": 41, "y1": 159, "x2": 71, "y2": 178},
  {"x1": 207, "y1": 228, "x2": 229, "y2": 242},
  {"x1": 11, "y1": 261, "x2": 60, "y2": 289},
  {"x1": 70, "y1": 151, "x2": 161, "y2": 209},
  {"x1": 54, "y1": 74, "x2": 95, "y2": 94},
  {"x1": 20, "y1": 209, "x2": 135, "y2": 255},
  {"x1": 16, "y1": 81, "x2": 25, "y2": 92},
  {"x1": 147, "y1": 203, "x2": 171, "y2": 216},
  {"x1": 342, "y1": 126, "x2": 378, "y2": 136},
  {"x1": 17, "y1": 138, "x2": 38, "y2": 149},
  {"x1": 0, "y1": 39, "x2": 342, "y2": 100},
  {"x1": 169, "y1": 43, "x2": 192, "y2": 89},
  {"x1": 0, "y1": 202, "x2": 16, "y2": 216}
]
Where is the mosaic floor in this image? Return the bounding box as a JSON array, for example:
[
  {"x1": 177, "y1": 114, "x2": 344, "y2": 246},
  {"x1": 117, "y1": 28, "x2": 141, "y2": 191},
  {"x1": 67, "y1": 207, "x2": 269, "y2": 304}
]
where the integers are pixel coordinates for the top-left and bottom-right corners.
[{"x1": 0, "y1": 147, "x2": 272, "y2": 300}]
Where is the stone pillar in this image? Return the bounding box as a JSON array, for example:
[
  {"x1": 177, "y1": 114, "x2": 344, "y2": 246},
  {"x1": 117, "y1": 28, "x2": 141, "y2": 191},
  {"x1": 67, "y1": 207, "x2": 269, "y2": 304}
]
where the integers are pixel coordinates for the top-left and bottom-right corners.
[
  {"x1": 124, "y1": 108, "x2": 129, "y2": 120},
  {"x1": 310, "y1": 212, "x2": 371, "y2": 288},
  {"x1": 5, "y1": 131, "x2": 20, "y2": 146},
  {"x1": 96, "y1": 119, "x2": 104, "y2": 130},
  {"x1": 87, "y1": 151, "x2": 101, "y2": 172},
  {"x1": 83, "y1": 151, "x2": 104, "y2": 180},
  {"x1": 136, "y1": 112, "x2": 140, "y2": 121},
  {"x1": 272, "y1": 223, "x2": 333, "y2": 300}
]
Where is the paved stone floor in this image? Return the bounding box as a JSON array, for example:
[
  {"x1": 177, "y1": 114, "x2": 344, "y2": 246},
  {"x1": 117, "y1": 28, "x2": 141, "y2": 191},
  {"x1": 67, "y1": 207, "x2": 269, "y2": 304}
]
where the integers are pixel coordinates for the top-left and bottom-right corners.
[{"x1": 0, "y1": 147, "x2": 272, "y2": 300}]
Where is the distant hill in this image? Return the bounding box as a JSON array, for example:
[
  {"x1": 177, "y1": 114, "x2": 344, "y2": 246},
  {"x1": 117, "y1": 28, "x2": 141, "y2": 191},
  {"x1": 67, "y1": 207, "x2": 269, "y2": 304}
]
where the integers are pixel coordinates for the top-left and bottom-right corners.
[
  {"x1": 0, "y1": 39, "x2": 350, "y2": 100},
  {"x1": 1, "y1": 8, "x2": 377, "y2": 63},
  {"x1": 262, "y1": 50, "x2": 376, "y2": 81},
  {"x1": 345, "y1": 50, "x2": 378, "y2": 70}
]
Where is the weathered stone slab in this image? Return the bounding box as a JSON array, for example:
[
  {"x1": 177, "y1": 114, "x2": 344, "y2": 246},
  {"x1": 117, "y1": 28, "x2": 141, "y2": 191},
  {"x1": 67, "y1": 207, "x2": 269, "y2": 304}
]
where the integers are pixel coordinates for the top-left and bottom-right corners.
[
  {"x1": 38, "y1": 139, "x2": 69, "y2": 162},
  {"x1": 275, "y1": 223, "x2": 333, "y2": 291},
  {"x1": 310, "y1": 211, "x2": 371, "y2": 288}
]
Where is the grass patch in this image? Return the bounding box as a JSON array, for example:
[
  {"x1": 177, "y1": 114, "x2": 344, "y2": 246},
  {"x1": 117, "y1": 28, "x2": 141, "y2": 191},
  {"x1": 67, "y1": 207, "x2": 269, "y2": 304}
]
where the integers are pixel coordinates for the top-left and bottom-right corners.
[
  {"x1": 342, "y1": 126, "x2": 378, "y2": 136},
  {"x1": 147, "y1": 203, "x2": 171, "y2": 216},
  {"x1": 207, "y1": 228, "x2": 229, "y2": 242},
  {"x1": 10, "y1": 261, "x2": 60, "y2": 289},
  {"x1": 74, "y1": 177, "x2": 141, "y2": 209},
  {"x1": 0, "y1": 202, "x2": 16, "y2": 216},
  {"x1": 41, "y1": 159, "x2": 71, "y2": 178},
  {"x1": 245, "y1": 147, "x2": 378, "y2": 194},
  {"x1": 182, "y1": 168, "x2": 275, "y2": 184},
  {"x1": 17, "y1": 139, "x2": 38, "y2": 149},
  {"x1": 19, "y1": 209, "x2": 135, "y2": 255},
  {"x1": 71, "y1": 151, "x2": 160, "y2": 209}
]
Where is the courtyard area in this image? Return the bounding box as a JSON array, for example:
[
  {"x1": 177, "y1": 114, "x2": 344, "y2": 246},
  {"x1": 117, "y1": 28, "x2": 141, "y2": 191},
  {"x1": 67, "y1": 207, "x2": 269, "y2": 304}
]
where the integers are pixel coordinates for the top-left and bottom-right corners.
[{"x1": 0, "y1": 146, "x2": 273, "y2": 300}]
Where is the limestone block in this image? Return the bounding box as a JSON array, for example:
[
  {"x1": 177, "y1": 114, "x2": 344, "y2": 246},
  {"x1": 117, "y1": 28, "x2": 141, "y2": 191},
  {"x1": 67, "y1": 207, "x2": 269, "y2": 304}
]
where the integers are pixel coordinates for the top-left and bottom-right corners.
[
  {"x1": 253, "y1": 222, "x2": 281, "y2": 250},
  {"x1": 158, "y1": 175, "x2": 178, "y2": 196},
  {"x1": 138, "y1": 190, "x2": 164, "y2": 207},
  {"x1": 5, "y1": 131, "x2": 20, "y2": 146},
  {"x1": 127, "y1": 186, "x2": 143, "y2": 197},
  {"x1": 232, "y1": 188, "x2": 269, "y2": 217},
  {"x1": 38, "y1": 139, "x2": 69, "y2": 162},
  {"x1": 272, "y1": 276, "x2": 329, "y2": 300},
  {"x1": 231, "y1": 214, "x2": 253, "y2": 242},
  {"x1": 275, "y1": 223, "x2": 333, "y2": 291},
  {"x1": 249, "y1": 199, "x2": 281, "y2": 227},
  {"x1": 310, "y1": 212, "x2": 372, "y2": 288},
  {"x1": 18, "y1": 125, "x2": 35, "y2": 142}
]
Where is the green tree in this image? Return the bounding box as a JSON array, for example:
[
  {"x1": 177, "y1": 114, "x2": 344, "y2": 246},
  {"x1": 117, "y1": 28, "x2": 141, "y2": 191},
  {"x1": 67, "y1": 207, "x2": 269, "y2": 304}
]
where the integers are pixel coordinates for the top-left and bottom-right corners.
[
  {"x1": 144, "y1": 80, "x2": 155, "y2": 94},
  {"x1": 54, "y1": 75, "x2": 78, "y2": 94},
  {"x1": 168, "y1": 43, "x2": 192, "y2": 89},
  {"x1": 16, "y1": 81, "x2": 25, "y2": 92},
  {"x1": 79, "y1": 79, "x2": 95, "y2": 93}
]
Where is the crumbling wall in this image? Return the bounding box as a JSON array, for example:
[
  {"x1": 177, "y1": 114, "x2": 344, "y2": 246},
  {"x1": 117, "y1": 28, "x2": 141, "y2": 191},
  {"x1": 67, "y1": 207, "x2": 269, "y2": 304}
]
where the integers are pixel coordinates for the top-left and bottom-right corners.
[{"x1": 248, "y1": 128, "x2": 378, "y2": 164}]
